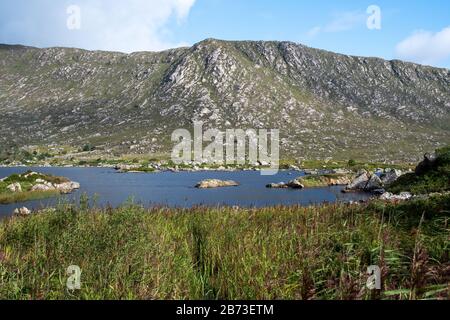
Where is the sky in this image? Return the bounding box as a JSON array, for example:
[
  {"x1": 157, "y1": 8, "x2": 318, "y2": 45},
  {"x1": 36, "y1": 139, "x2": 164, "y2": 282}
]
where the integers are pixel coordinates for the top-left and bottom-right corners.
[{"x1": 0, "y1": 0, "x2": 449, "y2": 68}]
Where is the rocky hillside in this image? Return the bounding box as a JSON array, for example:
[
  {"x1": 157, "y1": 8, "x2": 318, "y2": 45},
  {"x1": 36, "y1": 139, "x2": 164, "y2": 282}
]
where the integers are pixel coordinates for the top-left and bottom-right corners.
[{"x1": 1, "y1": 39, "x2": 449, "y2": 161}]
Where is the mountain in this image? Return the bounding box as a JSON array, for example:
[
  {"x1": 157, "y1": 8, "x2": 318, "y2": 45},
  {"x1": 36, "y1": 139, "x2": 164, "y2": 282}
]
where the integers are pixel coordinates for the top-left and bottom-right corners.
[{"x1": 1, "y1": 39, "x2": 449, "y2": 162}]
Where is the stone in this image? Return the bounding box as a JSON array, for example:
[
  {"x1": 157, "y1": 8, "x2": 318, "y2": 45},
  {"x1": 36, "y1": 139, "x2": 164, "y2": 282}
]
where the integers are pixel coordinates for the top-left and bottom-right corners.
[
  {"x1": 13, "y1": 207, "x2": 31, "y2": 216},
  {"x1": 286, "y1": 179, "x2": 305, "y2": 189},
  {"x1": 327, "y1": 176, "x2": 352, "y2": 186},
  {"x1": 346, "y1": 170, "x2": 370, "y2": 190},
  {"x1": 380, "y1": 192, "x2": 413, "y2": 201},
  {"x1": 364, "y1": 174, "x2": 383, "y2": 191},
  {"x1": 380, "y1": 169, "x2": 402, "y2": 186},
  {"x1": 7, "y1": 182, "x2": 22, "y2": 193},
  {"x1": 195, "y1": 179, "x2": 239, "y2": 189},
  {"x1": 266, "y1": 182, "x2": 288, "y2": 189},
  {"x1": 54, "y1": 182, "x2": 80, "y2": 194},
  {"x1": 31, "y1": 184, "x2": 55, "y2": 192}
]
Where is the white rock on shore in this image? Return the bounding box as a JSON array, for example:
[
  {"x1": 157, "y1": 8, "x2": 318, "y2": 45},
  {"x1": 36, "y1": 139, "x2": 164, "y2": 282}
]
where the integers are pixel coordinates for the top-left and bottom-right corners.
[
  {"x1": 54, "y1": 181, "x2": 81, "y2": 194},
  {"x1": 13, "y1": 207, "x2": 31, "y2": 216},
  {"x1": 7, "y1": 182, "x2": 22, "y2": 193},
  {"x1": 31, "y1": 181, "x2": 80, "y2": 193},
  {"x1": 380, "y1": 192, "x2": 413, "y2": 201}
]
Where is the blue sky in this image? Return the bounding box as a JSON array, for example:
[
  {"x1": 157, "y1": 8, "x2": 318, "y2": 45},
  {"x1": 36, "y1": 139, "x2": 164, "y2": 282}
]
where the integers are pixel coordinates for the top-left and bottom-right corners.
[{"x1": 1, "y1": 0, "x2": 449, "y2": 68}]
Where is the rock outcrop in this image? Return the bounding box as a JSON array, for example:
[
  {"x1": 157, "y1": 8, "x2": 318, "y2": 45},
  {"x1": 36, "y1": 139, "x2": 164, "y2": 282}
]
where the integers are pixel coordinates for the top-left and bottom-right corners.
[
  {"x1": 344, "y1": 169, "x2": 403, "y2": 193},
  {"x1": 364, "y1": 174, "x2": 383, "y2": 191},
  {"x1": 13, "y1": 207, "x2": 31, "y2": 216},
  {"x1": 266, "y1": 182, "x2": 289, "y2": 189},
  {"x1": 380, "y1": 192, "x2": 413, "y2": 201},
  {"x1": 54, "y1": 182, "x2": 81, "y2": 194},
  {"x1": 31, "y1": 184, "x2": 54, "y2": 192},
  {"x1": 286, "y1": 179, "x2": 305, "y2": 189},
  {"x1": 345, "y1": 171, "x2": 370, "y2": 191},
  {"x1": 31, "y1": 181, "x2": 80, "y2": 193},
  {"x1": 7, "y1": 182, "x2": 22, "y2": 193},
  {"x1": 380, "y1": 169, "x2": 403, "y2": 186},
  {"x1": 195, "y1": 179, "x2": 239, "y2": 189},
  {"x1": 266, "y1": 179, "x2": 304, "y2": 189}
]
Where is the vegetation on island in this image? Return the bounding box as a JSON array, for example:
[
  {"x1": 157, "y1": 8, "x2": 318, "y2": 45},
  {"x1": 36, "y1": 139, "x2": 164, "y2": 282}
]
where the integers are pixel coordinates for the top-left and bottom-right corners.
[{"x1": 0, "y1": 171, "x2": 71, "y2": 204}]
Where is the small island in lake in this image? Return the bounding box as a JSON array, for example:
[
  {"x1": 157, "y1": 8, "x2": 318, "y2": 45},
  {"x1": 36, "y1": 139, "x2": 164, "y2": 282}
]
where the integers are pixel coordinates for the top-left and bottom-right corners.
[{"x1": 0, "y1": 171, "x2": 80, "y2": 204}]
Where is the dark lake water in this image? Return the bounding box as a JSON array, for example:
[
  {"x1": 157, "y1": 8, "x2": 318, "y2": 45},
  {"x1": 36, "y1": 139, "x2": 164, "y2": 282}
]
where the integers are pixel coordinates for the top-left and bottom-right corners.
[{"x1": 0, "y1": 167, "x2": 371, "y2": 217}]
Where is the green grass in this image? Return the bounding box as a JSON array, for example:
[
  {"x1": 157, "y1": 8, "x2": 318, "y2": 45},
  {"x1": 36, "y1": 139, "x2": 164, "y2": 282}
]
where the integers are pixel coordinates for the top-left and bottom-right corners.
[
  {"x1": 388, "y1": 146, "x2": 450, "y2": 194},
  {"x1": 0, "y1": 190, "x2": 60, "y2": 205},
  {"x1": 0, "y1": 195, "x2": 448, "y2": 300}
]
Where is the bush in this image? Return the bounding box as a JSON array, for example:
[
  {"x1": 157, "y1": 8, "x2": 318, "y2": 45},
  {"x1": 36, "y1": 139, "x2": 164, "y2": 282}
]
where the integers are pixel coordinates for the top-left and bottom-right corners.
[
  {"x1": 82, "y1": 144, "x2": 95, "y2": 152},
  {"x1": 388, "y1": 146, "x2": 450, "y2": 194}
]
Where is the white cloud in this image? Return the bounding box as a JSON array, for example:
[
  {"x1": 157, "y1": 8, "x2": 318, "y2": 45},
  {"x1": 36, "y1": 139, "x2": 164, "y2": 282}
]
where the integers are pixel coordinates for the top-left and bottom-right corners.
[
  {"x1": 307, "y1": 11, "x2": 366, "y2": 38},
  {"x1": 76, "y1": 0, "x2": 196, "y2": 52},
  {"x1": 395, "y1": 27, "x2": 450, "y2": 65},
  {"x1": 307, "y1": 26, "x2": 322, "y2": 38}
]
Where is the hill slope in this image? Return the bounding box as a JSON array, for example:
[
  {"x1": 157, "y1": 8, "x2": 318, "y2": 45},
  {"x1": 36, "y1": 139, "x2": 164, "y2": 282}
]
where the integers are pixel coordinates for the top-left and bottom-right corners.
[{"x1": 1, "y1": 39, "x2": 449, "y2": 161}]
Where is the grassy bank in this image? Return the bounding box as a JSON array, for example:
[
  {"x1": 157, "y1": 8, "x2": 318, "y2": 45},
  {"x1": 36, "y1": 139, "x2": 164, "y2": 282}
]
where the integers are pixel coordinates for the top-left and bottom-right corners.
[
  {"x1": 0, "y1": 190, "x2": 60, "y2": 205},
  {"x1": 0, "y1": 195, "x2": 448, "y2": 300},
  {"x1": 388, "y1": 146, "x2": 450, "y2": 194}
]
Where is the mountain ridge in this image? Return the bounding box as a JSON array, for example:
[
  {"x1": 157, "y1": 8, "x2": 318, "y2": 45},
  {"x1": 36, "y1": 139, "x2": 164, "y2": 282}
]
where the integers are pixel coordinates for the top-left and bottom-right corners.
[
  {"x1": 2, "y1": 39, "x2": 449, "y2": 71},
  {"x1": 1, "y1": 39, "x2": 449, "y2": 162}
]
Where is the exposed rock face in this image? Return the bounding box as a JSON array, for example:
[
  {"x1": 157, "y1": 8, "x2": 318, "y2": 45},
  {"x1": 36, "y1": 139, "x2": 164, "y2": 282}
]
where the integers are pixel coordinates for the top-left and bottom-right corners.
[
  {"x1": 195, "y1": 179, "x2": 239, "y2": 189},
  {"x1": 31, "y1": 181, "x2": 80, "y2": 193},
  {"x1": 31, "y1": 184, "x2": 54, "y2": 192},
  {"x1": 266, "y1": 179, "x2": 304, "y2": 189},
  {"x1": 345, "y1": 168, "x2": 403, "y2": 193},
  {"x1": 346, "y1": 171, "x2": 370, "y2": 190},
  {"x1": 364, "y1": 175, "x2": 383, "y2": 191},
  {"x1": 327, "y1": 176, "x2": 352, "y2": 186},
  {"x1": 381, "y1": 169, "x2": 403, "y2": 186},
  {"x1": 13, "y1": 207, "x2": 31, "y2": 216},
  {"x1": 1, "y1": 39, "x2": 449, "y2": 161},
  {"x1": 7, "y1": 182, "x2": 22, "y2": 193},
  {"x1": 115, "y1": 164, "x2": 141, "y2": 172}
]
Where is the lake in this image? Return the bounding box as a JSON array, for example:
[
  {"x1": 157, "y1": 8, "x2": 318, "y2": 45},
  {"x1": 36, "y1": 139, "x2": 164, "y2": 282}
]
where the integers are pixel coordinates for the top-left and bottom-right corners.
[{"x1": 0, "y1": 167, "x2": 371, "y2": 217}]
